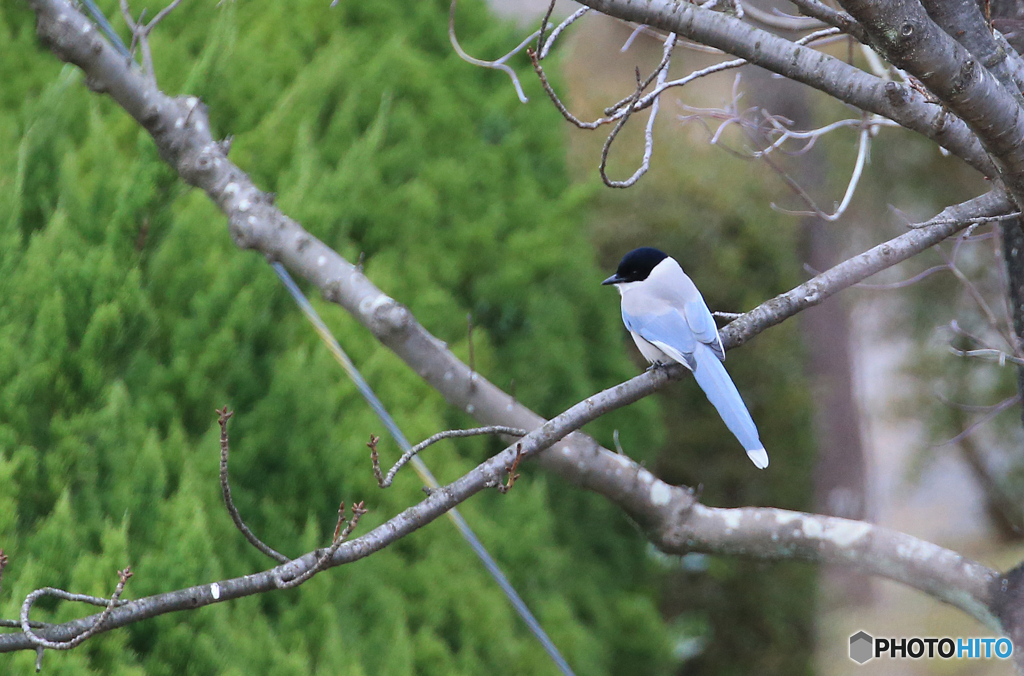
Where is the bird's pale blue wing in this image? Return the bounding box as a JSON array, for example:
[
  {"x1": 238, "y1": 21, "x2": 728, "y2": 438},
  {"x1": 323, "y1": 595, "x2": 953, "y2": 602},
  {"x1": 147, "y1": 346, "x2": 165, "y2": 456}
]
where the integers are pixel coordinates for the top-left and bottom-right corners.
[
  {"x1": 622, "y1": 308, "x2": 698, "y2": 370},
  {"x1": 683, "y1": 298, "x2": 725, "y2": 361},
  {"x1": 623, "y1": 303, "x2": 766, "y2": 468}
]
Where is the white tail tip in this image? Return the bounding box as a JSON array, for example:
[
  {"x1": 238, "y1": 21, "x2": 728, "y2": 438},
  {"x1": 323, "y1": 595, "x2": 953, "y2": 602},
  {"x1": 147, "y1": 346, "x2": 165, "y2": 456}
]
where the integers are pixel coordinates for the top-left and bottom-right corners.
[{"x1": 747, "y1": 447, "x2": 769, "y2": 469}]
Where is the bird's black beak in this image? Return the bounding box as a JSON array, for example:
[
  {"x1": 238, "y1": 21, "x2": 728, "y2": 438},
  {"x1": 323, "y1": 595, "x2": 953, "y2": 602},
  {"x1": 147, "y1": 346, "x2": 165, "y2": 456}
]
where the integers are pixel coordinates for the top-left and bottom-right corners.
[{"x1": 601, "y1": 274, "x2": 624, "y2": 286}]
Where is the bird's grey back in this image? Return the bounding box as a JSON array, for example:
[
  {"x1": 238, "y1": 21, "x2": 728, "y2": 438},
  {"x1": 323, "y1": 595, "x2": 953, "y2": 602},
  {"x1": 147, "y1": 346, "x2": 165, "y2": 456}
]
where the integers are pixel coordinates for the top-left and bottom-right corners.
[{"x1": 619, "y1": 258, "x2": 724, "y2": 361}]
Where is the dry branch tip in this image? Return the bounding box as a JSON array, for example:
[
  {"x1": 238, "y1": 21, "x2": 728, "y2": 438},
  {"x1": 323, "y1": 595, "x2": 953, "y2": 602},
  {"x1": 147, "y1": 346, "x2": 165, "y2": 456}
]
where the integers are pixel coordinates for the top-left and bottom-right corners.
[{"x1": 497, "y1": 443, "x2": 524, "y2": 494}]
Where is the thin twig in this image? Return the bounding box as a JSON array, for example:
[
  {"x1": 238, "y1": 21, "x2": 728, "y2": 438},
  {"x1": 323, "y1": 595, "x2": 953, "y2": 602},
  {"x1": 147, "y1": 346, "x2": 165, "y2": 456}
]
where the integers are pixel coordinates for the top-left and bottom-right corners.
[
  {"x1": 936, "y1": 386, "x2": 1022, "y2": 413},
  {"x1": 541, "y1": 7, "x2": 590, "y2": 59},
  {"x1": 367, "y1": 434, "x2": 384, "y2": 486},
  {"x1": 835, "y1": 262, "x2": 949, "y2": 289},
  {"x1": 646, "y1": 27, "x2": 838, "y2": 112},
  {"x1": 119, "y1": 0, "x2": 181, "y2": 80},
  {"x1": 754, "y1": 114, "x2": 897, "y2": 159},
  {"x1": 741, "y1": 2, "x2": 826, "y2": 31},
  {"x1": 950, "y1": 347, "x2": 1024, "y2": 367},
  {"x1": 938, "y1": 395, "x2": 1022, "y2": 446},
  {"x1": 621, "y1": 23, "x2": 648, "y2": 52},
  {"x1": 770, "y1": 113, "x2": 871, "y2": 221},
  {"x1": 949, "y1": 318, "x2": 995, "y2": 350},
  {"x1": 536, "y1": 0, "x2": 557, "y2": 60},
  {"x1": 20, "y1": 568, "x2": 132, "y2": 651},
  {"x1": 373, "y1": 426, "x2": 527, "y2": 489},
  {"x1": 787, "y1": 0, "x2": 870, "y2": 42},
  {"x1": 536, "y1": 26, "x2": 839, "y2": 146},
  {"x1": 274, "y1": 503, "x2": 368, "y2": 590},
  {"x1": 0, "y1": 619, "x2": 48, "y2": 629},
  {"x1": 217, "y1": 407, "x2": 289, "y2": 564},
  {"x1": 529, "y1": 47, "x2": 615, "y2": 129},
  {"x1": 934, "y1": 247, "x2": 1018, "y2": 352},
  {"x1": 806, "y1": 225, "x2": 995, "y2": 291},
  {"x1": 600, "y1": 34, "x2": 676, "y2": 187},
  {"x1": 909, "y1": 212, "x2": 1023, "y2": 229},
  {"x1": 612, "y1": 429, "x2": 625, "y2": 454},
  {"x1": 449, "y1": 0, "x2": 536, "y2": 103},
  {"x1": 496, "y1": 443, "x2": 525, "y2": 494},
  {"x1": 467, "y1": 312, "x2": 476, "y2": 391}
]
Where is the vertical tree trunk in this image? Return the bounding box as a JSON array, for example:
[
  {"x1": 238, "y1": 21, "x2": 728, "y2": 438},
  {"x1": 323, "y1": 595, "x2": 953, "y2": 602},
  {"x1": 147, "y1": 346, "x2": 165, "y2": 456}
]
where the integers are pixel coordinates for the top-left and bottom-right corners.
[
  {"x1": 801, "y1": 219, "x2": 872, "y2": 601},
  {"x1": 746, "y1": 66, "x2": 871, "y2": 601},
  {"x1": 1000, "y1": 217, "x2": 1024, "y2": 431}
]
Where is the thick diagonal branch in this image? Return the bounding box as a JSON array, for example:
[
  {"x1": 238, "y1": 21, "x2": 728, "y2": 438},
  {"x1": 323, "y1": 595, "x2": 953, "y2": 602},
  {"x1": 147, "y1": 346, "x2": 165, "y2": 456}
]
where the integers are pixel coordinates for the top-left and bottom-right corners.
[
  {"x1": 920, "y1": 0, "x2": 1024, "y2": 106},
  {"x1": 721, "y1": 190, "x2": 1014, "y2": 346},
  {"x1": 837, "y1": 0, "x2": 1024, "y2": 208},
  {"x1": 0, "y1": 369, "x2": 1006, "y2": 652}
]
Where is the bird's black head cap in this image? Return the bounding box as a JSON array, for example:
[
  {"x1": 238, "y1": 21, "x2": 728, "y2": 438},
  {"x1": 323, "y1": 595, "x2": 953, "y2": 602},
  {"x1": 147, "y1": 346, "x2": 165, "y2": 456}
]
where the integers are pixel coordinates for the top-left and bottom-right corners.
[{"x1": 601, "y1": 247, "x2": 668, "y2": 285}]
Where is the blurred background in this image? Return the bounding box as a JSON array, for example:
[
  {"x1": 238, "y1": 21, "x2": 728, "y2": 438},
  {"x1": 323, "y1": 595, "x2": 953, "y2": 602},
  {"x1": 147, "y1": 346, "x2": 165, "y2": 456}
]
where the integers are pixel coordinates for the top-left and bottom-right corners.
[{"x1": 1, "y1": 0, "x2": 1022, "y2": 673}]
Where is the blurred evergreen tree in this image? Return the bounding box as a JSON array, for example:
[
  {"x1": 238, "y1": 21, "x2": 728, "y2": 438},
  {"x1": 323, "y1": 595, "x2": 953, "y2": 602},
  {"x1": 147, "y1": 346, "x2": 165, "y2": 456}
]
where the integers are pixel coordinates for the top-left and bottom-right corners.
[{"x1": 0, "y1": 0, "x2": 673, "y2": 673}]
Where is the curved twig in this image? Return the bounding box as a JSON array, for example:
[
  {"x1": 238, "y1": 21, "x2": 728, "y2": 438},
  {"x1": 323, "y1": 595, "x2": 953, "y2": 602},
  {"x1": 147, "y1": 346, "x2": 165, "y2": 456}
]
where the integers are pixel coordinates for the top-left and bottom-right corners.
[
  {"x1": 273, "y1": 502, "x2": 367, "y2": 589},
  {"x1": 449, "y1": 0, "x2": 534, "y2": 103},
  {"x1": 540, "y1": 7, "x2": 590, "y2": 60},
  {"x1": 770, "y1": 115, "x2": 871, "y2": 221},
  {"x1": 741, "y1": 2, "x2": 826, "y2": 31},
  {"x1": 373, "y1": 426, "x2": 527, "y2": 488},
  {"x1": 217, "y1": 407, "x2": 289, "y2": 564},
  {"x1": 599, "y1": 33, "x2": 676, "y2": 187},
  {"x1": 20, "y1": 568, "x2": 132, "y2": 650}
]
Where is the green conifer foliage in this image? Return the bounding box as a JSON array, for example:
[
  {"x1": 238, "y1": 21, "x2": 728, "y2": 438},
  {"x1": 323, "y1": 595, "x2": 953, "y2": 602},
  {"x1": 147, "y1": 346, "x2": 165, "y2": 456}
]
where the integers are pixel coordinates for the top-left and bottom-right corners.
[{"x1": 1, "y1": 0, "x2": 671, "y2": 673}]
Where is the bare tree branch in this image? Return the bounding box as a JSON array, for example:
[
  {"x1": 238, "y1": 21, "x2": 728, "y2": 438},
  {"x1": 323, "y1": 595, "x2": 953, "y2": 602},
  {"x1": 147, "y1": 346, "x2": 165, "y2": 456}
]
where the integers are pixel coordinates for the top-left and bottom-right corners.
[
  {"x1": 448, "y1": 0, "x2": 535, "y2": 103},
  {"x1": 599, "y1": 33, "x2": 676, "y2": 187},
  {"x1": 118, "y1": 0, "x2": 181, "y2": 81},
  {"x1": 217, "y1": 407, "x2": 289, "y2": 564},
  {"x1": 540, "y1": 7, "x2": 590, "y2": 59},
  {"x1": 372, "y1": 426, "x2": 527, "y2": 488},
  {"x1": 19, "y1": 568, "x2": 132, "y2": 651},
  {"x1": 496, "y1": 443, "x2": 525, "y2": 494},
  {"x1": 0, "y1": 365, "x2": 1006, "y2": 652},
  {"x1": 919, "y1": 0, "x2": 1024, "y2": 106},
  {"x1": 722, "y1": 190, "x2": 1015, "y2": 347},
  {"x1": 273, "y1": 502, "x2": 367, "y2": 590},
  {"x1": 837, "y1": 0, "x2": 1024, "y2": 207},
  {"x1": 787, "y1": 0, "x2": 870, "y2": 42},
  {"x1": 769, "y1": 114, "x2": 871, "y2": 221},
  {"x1": 572, "y1": 0, "x2": 997, "y2": 176}
]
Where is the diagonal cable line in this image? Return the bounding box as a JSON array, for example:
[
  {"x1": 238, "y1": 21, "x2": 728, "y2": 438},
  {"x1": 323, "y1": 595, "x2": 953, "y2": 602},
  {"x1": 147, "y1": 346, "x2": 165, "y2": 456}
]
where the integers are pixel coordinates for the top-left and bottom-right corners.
[
  {"x1": 81, "y1": 0, "x2": 131, "y2": 56},
  {"x1": 270, "y1": 264, "x2": 576, "y2": 676}
]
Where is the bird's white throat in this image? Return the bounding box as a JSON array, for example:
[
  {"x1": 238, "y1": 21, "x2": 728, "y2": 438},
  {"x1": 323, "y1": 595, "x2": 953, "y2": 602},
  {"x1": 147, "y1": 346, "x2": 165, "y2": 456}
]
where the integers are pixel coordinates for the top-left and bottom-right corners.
[{"x1": 614, "y1": 281, "x2": 641, "y2": 296}]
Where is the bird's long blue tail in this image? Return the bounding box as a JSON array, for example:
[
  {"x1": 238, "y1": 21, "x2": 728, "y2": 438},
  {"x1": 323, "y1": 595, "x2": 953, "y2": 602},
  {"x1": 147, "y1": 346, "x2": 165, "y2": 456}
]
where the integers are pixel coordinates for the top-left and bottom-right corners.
[{"x1": 692, "y1": 345, "x2": 768, "y2": 468}]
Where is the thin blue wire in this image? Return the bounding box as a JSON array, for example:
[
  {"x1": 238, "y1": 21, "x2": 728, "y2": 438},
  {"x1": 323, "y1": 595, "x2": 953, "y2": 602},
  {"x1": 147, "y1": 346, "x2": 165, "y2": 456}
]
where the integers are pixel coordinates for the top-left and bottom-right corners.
[
  {"x1": 81, "y1": 0, "x2": 131, "y2": 56},
  {"x1": 272, "y1": 264, "x2": 575, "y2": 676}
]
